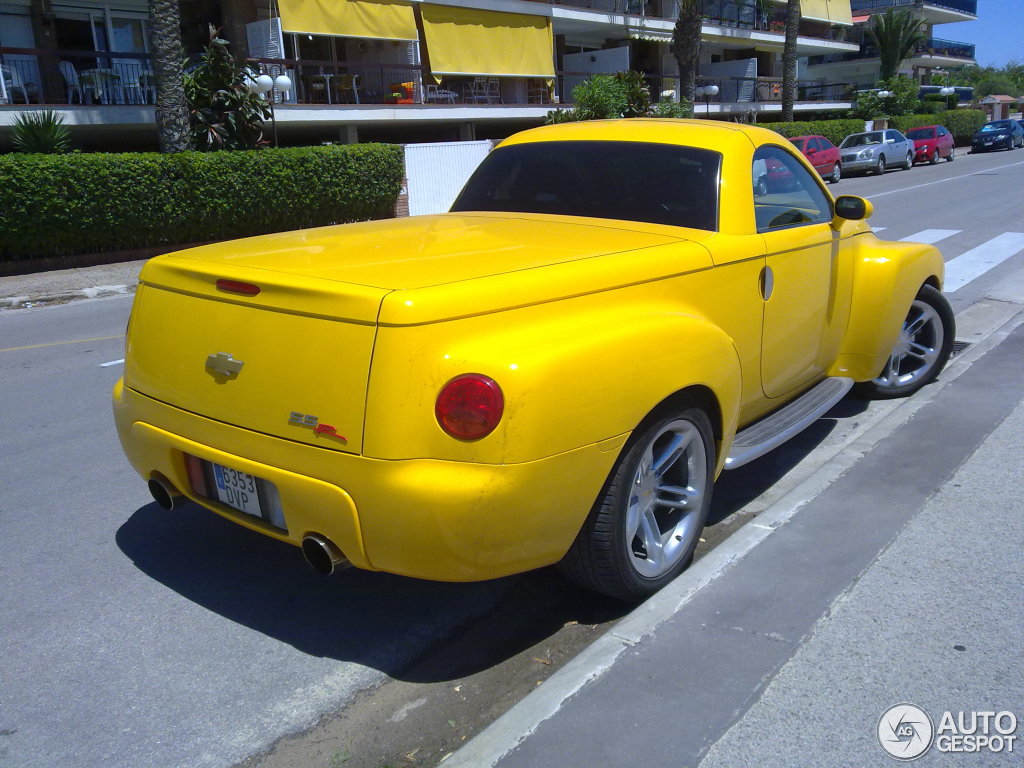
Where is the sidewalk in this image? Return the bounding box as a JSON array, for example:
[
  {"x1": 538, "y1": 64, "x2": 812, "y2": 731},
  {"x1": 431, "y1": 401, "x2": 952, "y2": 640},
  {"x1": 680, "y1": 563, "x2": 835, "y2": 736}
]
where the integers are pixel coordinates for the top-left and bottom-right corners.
[
  {"x1": 0, "y1": 259, "x2": 147, "y2": 309},
  {"x1": 444, "y1": 319, "x2": 1024, "y2": 768}
]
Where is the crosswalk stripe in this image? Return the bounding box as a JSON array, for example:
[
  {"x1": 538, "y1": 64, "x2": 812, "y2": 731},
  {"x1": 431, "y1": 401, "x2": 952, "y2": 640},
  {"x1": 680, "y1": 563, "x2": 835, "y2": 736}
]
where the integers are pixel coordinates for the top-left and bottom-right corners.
[
  {"x1": 944, "y1": 232, "x2": 1024, "y2": 292},
  {"x1": 899, "y1": 229, "x2": 961, "y2": 244},
  {"x1": 871, "y1": 227, "x2": 886, "y2": 234}
]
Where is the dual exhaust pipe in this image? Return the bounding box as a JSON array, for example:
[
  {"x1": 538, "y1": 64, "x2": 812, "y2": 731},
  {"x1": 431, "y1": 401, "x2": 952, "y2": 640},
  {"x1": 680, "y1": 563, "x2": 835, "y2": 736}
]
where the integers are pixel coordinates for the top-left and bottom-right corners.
[{"x1": 147, "y1": 476, "x2": 350, "y2": 575}]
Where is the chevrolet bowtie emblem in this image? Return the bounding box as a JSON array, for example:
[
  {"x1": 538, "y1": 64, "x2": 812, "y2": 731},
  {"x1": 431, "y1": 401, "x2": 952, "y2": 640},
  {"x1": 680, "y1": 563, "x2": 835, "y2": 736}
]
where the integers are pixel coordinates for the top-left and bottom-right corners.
[{"x1": 206, "y1": 352, "x2": 244, "y2": 378}]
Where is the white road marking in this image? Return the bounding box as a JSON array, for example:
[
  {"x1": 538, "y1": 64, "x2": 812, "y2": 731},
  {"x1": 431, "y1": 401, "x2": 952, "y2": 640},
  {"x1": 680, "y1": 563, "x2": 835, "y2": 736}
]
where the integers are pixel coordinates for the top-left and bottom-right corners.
[
  {"x1": 871, "y1": 227, "x2": 887, "y2": 234},
  {"x1": 945, "y1": 232, "x2": 1024, "y2": 292},
  {"x1": 868, "y1": 159, "x2": 1024, "y2": 199},
  {"x1": 899, "y1": 229, "x2": 961, "y2": 244},
  {"x1": 100, "y1": 359, "x2": 125, "y2": 367}
]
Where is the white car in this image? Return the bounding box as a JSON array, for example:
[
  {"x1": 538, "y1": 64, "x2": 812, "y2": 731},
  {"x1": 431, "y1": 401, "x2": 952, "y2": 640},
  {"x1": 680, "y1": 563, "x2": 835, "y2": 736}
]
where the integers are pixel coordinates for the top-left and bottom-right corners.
[{"x1": 839, "y1": 129, "x2": 914, "y2": 175}]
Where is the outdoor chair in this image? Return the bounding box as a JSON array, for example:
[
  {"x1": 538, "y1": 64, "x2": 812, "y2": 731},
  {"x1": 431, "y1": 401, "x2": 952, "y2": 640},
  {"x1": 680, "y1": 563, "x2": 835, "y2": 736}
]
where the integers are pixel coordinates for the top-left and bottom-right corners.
[
  {"x1": 333, "y1": 74, "x2": 361, "y2": 104},
  {"x1": 425, "y1": 84, "x2": 457, "y2": 104},
  {"x1": 2, "y1": 64, "x2": 36, "y2": 104},
  {"x1": 59, "y1": 61, "x2": 85, "y2": 104}
]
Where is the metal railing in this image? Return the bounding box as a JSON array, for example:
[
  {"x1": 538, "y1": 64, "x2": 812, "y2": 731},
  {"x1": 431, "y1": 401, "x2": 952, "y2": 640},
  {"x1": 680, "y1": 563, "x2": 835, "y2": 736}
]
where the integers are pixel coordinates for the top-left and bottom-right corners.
[
  {"x1": 850, "y1": 0, "x2": 977, "y2": 15},
  {"x1": 1, "y1": 48, "x2": 153, "y2": 105}
]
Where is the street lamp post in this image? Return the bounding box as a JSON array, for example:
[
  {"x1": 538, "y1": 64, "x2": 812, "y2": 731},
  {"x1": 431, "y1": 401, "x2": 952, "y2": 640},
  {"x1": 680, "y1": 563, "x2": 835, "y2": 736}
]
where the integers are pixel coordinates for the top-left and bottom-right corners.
[
  {"x1": 694, "y1": 83, "x2": 719, "y2": 117},
  {"x1": 248, "y1": 72, "x2": 292, "y2": 148},
  {"x1": 940, "y1": 86, "x2": 956, "y2": 110}
]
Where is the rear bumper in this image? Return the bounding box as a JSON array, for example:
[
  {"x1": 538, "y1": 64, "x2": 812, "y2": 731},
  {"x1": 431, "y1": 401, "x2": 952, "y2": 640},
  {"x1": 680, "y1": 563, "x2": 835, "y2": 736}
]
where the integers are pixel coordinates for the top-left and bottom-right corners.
[{"x1": 113, "y1": 380, "x2": 624, "y2": 582}]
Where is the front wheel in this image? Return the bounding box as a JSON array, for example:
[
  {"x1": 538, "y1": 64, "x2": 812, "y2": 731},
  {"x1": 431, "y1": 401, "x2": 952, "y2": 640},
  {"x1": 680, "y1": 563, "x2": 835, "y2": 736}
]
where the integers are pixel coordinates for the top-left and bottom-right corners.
[
  {"x1": 829, "y1": 163, "x2": 841, "y2": 184},
  {"x1": 559, "y1": 406, "x2": 714, "y2": 601},
  {"x1": 947, "y1": 148, "x2": 955, "y2": 162},
  {"x1": 876, "y1": 155, "x2": 886, "y2": 175},
  {"x1": 855, "y1": 285, "x2": 955, "y2": 400},
  {"x1": 929, "y1": 150, "x2": 939, "y2": 165}
]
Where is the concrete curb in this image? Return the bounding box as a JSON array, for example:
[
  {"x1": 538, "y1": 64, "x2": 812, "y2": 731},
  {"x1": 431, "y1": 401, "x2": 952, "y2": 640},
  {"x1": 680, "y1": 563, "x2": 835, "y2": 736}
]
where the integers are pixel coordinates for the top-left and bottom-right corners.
[
  {"x1": 440, "y1": 291, "x2": 1024, "y2": 768},
  {"x1": 0, "y1": 284, "x2": 134, "y2": 309}
]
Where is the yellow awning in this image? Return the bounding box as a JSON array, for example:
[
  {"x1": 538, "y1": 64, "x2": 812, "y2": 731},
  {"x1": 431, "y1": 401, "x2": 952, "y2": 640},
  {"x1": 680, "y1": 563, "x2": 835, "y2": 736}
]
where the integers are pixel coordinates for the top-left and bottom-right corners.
[
  {"x1": 278, "y1": 0, "x2": 419, "y2": 41},
  {"x1": 420, "y1": 4, "x2": 555, "y2": 78},
  {"x1": 799, "y1": 0, "x2": 853, "y2": 26}
]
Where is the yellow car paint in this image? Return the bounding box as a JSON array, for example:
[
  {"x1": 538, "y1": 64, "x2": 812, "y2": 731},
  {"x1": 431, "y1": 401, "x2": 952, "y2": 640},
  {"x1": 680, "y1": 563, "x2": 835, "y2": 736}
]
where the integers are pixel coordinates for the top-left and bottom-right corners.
[{"x1": 114, "y1": 119, "x2": 945, "y2": 583}]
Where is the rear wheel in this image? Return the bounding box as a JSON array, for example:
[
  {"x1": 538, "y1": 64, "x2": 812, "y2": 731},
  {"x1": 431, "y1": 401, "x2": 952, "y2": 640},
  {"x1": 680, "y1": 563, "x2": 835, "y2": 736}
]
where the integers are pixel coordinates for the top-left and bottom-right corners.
[
  {"x1": 904, "y1": 152, "x2": 914, "y2": 170},
  {"x1": 829, "y1": 163, "x2": 841, "y2": 184},
  {"x1": 559, "y1": 406, "x2": 714, "y2": 601},
  {"x1": 855, "y1": 285, "x2": 955, "y2": 400},
  {"x1": 875, "y1": 155, "x2": 886, "y2": 175}
]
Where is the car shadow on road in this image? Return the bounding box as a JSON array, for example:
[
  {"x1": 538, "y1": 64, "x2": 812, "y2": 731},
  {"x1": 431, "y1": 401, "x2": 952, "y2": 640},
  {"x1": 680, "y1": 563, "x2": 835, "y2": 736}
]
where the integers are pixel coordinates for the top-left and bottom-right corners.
[
  {"x1": 708, "y1": 394, "x2": 872, "y2": 525},
  {"x1": 115, "y1": 502, "x2": 628, "y2": 682}
]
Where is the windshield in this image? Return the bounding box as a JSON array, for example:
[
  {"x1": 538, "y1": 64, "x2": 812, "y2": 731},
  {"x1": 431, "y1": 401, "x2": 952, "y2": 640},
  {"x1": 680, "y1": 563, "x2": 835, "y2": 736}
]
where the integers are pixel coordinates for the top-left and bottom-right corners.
[
  {"x1": 841, "y1": 132, "x2": 883, "y2": 148},
  {"x1": 906, "y1": 128, "x2": 935, "y2": 139},
  {"x1": 452, "y1": 141, "x2": 722, "y2": 231},
  {"x1": 981, "y1": 121, "x2": 1011, "y2": 132}
]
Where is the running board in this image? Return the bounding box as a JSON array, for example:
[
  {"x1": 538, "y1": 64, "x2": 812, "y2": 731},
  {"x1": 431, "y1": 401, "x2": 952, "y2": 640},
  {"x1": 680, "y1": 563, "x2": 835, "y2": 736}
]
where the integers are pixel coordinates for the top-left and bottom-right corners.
[{"x1": 725, "y1": 377, "x2": 854, "y2": 470}]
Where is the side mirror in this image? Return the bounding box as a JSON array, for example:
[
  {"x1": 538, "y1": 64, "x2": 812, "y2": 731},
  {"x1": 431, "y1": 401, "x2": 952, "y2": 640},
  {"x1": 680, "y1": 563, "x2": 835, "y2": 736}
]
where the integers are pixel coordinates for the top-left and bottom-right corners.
[{"x1": 834, "y1": 195, "x2": 873, "y2": 221}]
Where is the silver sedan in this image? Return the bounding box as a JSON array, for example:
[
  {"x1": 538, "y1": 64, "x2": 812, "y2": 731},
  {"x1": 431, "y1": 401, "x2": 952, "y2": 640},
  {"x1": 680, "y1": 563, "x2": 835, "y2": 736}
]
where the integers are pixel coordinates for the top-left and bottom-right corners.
[{"x1": 839, "y1": 129, "x2": 915, "y2": 175}]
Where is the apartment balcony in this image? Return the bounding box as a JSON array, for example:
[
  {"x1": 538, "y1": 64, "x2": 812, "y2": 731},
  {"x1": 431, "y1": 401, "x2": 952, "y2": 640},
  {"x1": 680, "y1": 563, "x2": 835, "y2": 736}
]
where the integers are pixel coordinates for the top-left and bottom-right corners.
[
  {"x1": 807, "y1": 34, "x2": 975, "y2": 67},
  {"x1": 850, "y1": 0, "x2": 977, "y2": 24}
]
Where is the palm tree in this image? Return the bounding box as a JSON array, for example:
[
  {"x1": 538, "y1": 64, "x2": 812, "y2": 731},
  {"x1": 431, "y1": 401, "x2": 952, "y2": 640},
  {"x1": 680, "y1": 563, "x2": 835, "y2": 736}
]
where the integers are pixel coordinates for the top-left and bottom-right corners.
[
  {"x1": 781, "y1": 0, "x2": 800, "y2": 122},
  {"x1": 868, "y1": 8, "x2": 927, "y2": 83},
  {"x1": 671, "y1": 0, "x2": 704, "y2": 104},
  {"x1": 149, "y1": 0, "x2": 192, "y2": 152}
]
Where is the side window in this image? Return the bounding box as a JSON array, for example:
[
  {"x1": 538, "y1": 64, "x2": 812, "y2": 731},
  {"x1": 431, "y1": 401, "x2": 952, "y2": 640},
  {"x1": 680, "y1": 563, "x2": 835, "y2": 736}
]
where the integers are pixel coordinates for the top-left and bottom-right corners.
[{"x1": 752, "y1": 146, "x2": 833, "y2": 232}]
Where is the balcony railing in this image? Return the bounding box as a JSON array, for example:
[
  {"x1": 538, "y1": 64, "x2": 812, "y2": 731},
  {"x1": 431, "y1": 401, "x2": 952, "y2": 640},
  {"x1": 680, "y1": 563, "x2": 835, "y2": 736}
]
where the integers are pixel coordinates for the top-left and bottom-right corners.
[
  {"x1": 916, "y1": 37, "x2": 976, "y2": 60},
  {"x1": 849, "y1": 0, "x2": 977, "y2": 15},
  {"x1": 1, "y1": 48, "x2": 156, "y2": 105}
]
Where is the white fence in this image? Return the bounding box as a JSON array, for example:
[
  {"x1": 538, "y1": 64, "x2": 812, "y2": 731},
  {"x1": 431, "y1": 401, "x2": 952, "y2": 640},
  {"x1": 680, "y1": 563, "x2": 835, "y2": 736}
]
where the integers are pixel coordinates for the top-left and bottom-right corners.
[{"x1": 403, "y1": 140, "x2": 493, "y2": 216}]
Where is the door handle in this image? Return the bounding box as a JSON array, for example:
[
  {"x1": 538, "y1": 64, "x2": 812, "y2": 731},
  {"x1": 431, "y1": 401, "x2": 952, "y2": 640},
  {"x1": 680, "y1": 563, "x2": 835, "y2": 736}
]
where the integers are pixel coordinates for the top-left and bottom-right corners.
[{"x1": 760, "y1": 265, "x2": 774, "y2": 301}]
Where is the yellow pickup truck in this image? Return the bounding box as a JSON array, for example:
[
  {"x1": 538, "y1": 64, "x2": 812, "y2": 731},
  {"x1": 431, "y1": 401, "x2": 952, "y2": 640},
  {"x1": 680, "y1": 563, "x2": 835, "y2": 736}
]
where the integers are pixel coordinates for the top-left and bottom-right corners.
[{"x1": 113, "y1": 119, "x2": 953, "y2": 600}]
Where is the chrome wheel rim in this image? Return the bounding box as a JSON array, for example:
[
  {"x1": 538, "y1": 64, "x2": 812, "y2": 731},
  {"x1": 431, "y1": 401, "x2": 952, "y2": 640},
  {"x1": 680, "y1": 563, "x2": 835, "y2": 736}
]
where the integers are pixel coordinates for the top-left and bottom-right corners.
[
  {"x1": 831, "y1": 164, "x2": 841, "y2": 183},
  {"x1": 872, "y1": 299, "x2": 945, "y2": 390},
  {"x1": 626, "y1": 419, "x2": 708, "y2": 578}
]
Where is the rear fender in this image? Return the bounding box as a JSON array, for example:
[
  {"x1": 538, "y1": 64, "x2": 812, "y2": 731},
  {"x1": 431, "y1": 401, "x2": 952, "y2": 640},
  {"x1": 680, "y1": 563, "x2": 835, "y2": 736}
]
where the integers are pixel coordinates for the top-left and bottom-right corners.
[{"x1": 364, "y1": 299, "x2": 742, "y2": 468}]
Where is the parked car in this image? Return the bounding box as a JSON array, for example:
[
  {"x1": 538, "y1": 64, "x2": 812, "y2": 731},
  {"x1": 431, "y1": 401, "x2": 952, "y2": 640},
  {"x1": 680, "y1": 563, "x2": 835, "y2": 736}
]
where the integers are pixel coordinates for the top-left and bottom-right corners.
[
  {"x1": 839, "y1": 129, "x2": 914, "y2": 175},
  {"x1": 906, "y1": 124, "x2": 955, "y2": 164},
  {"x1": 971, "y1": 120, "x2": 1024, "y2": 152},
  {"x1": 113, "y1": 120, "x2": 954, "y2": 601},
  {"x1": 789, "y1": 134, "x2": 842, "y2": 183}
]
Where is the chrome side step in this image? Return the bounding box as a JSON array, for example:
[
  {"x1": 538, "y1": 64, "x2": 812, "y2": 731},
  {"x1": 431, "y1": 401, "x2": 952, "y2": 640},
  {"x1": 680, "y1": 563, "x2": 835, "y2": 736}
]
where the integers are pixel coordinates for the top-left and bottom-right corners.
[{"x1": 725, "y1": 377, "x2": 853, "y2": 470}]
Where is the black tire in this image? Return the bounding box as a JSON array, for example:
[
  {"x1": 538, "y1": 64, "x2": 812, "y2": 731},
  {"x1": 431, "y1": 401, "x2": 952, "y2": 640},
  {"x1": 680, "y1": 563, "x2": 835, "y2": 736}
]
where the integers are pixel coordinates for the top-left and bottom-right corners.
[
  {"x1": 876, "y1": 155, "x2": 886, "y2": 175},
  {"x1": 947, "y1": 148, "x2": 955, "y2": 162},
  {"x1": 829, "y1": 163, "x2": 841, "y2": 184},
  {"x1": 854, "y1": 285, "x2": 955, "y2": 400},
  {"x1": 929, "y1": 150, "x2": 939, "y2": 165},
  {"x1": 903, "y1": 152, "x2": 913, "y2": 170},
  {"x1": 559, "y1": 405, "x2": 714, "y2": 601}
]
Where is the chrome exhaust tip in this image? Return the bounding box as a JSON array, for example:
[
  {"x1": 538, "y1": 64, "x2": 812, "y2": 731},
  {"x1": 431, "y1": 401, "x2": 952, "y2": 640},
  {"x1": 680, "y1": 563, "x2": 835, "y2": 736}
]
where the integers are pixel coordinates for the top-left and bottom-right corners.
[
  {"x1": 302, "y1": 534, "x2": 350, "y2": 575},
  {"x1": 148, "y1": 477, "x2": 181, "y2": 511}
]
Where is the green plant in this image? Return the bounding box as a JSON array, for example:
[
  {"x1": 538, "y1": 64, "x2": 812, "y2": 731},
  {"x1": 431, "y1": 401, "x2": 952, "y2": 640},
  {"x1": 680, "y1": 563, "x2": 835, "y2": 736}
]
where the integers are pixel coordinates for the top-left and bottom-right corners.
[
  {"x1": 651, "y1": 100, "x2": 694, "y2": 119},
  {"x1": 758, "y1": 118, "x2": 866, "y2": 148},
  {"x1": 0, "y1": 144, "x2": 404, "y2": 262},
  {"x1": 868, "y1": 8, "x2": 927, "y2": 82},
  {"x1": 184, "y1": 25, "x2": 272, "y2": 150},
  {"x1": 853, "y1": 75, "x2": 922, "y2": 119},
  {"x1": 11, "y1": 110, "x2": 72, "y2": 154},
  {"x1": 543, "y1": 71, "x2": 682, "y2": 124}
]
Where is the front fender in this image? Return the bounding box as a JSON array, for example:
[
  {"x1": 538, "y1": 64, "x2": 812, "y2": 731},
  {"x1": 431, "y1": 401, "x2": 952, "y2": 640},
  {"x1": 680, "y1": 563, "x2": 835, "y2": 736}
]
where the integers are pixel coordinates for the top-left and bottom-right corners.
[{"x1": 829, "y1": 234, "x2": 944, "y2": 381}]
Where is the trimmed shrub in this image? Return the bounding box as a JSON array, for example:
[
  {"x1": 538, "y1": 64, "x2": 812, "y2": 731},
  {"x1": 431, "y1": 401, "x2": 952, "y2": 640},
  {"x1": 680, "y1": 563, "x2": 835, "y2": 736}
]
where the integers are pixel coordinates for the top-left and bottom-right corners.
[
  {"x1": 936, "y1": 109, "x2": 987, "y2": 144},
  {"x1": 756, "y1": 118, "x2": 866, "y2": 148},
  {"x1": 0, "y1": 144, "x2": 404, "y2": 262}
]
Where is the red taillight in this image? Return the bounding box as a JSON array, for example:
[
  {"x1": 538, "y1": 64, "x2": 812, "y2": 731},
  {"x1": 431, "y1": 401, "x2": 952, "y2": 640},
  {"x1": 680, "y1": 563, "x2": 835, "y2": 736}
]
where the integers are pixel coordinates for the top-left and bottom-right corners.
[
  {"x1": 216, "y1": 279, "x2": 261, "y2": 296},
  {"x1": 435, "y1": 374, "x2": 504, "y2": 440}
]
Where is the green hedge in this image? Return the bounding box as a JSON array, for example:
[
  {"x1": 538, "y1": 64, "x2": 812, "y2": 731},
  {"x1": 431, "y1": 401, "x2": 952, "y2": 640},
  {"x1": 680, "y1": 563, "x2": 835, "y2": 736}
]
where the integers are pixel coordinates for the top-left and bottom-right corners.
[
  {"x1": 757, "y1": 109, "x2": 987, "y2": 148},
  {"x1": 756, "y1": 118, "x2": 866, "y2": 148},
  {"x1": 888, "y1": 109, "x2": 987, "y2": 145},
  {"x1": 0, "y1": 143, "x2": 404, "y2": 262}
]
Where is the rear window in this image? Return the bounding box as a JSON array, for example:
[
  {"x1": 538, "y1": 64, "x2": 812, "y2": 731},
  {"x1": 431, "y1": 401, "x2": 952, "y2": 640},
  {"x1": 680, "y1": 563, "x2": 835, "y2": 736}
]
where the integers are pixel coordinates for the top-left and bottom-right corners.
[
  {"x1": 452, "y1": 140, "x2": 722, "y2": 232},
  {"x1": 981, "y1": 121, "x2": 1011, "y2": 132},
  {"x1": 907, "y1": 127, "x2": 935, "y2": 139},
  {"x1": 841, "y1": 132, "x2": 883, "y2": 147}
]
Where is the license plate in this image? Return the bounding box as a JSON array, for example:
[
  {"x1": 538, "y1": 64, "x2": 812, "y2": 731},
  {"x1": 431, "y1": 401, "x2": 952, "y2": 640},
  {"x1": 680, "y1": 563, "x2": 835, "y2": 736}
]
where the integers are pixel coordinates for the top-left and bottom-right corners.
[{"x1": 212, "y1": 463, "x2": 263, "y2": 518}]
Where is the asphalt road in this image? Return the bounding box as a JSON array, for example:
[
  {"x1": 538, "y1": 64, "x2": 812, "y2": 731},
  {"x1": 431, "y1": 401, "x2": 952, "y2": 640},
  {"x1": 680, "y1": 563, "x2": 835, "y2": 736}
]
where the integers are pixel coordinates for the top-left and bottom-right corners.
[{"x1": 1, "y1": 147, "x2": 1023, "y2": 768}]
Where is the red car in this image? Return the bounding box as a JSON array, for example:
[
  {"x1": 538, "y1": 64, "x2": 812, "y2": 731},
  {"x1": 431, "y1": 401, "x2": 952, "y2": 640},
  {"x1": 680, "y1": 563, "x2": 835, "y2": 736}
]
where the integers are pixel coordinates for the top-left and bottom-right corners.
[
  {"x1": 906, "y1": 124, "x2": 955, "y2": 164},
  {"x1": 788, "y1": 135, "x2": 842, "y2": 183}
]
